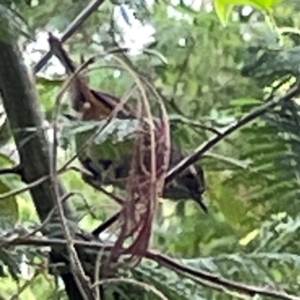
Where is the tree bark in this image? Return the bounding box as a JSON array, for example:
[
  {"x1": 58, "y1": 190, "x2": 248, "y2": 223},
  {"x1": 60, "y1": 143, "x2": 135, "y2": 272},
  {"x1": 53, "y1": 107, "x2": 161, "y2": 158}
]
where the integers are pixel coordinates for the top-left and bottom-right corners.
[{"x1": 0, "y1": 39, "x2": 72, "y2": 221}]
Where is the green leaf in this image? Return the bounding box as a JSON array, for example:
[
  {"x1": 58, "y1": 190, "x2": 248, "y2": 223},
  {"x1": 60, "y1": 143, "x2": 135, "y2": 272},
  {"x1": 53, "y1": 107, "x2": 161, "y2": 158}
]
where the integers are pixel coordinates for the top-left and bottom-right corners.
[
  {"x1": 0, "y1": 117, "x2": 11, "y2": 147},
  {"x1": 213, "y1": 0, "x2": 282, "y2": 25},
  {"x1": 213, "y1": 0, "x2": 234, "y2": 26},
  {"x1": 0, "y1": 248, "x2": 20, "y2": 281},
  {"x1": 186, "y1": 80, "x2": 198, "y2": 98},
  {"x1": 250, "y1": 0, "x2": 281, "y2": 10},
  {"x1": 0, "y1": 180, "x2": 18, "y2": 229},
  {"x1": 230, "y1": 98, "x2": 262, "y2": 107},
  {"x1": 63, "y1": 118, "x2": 140, "y2": 144},
  {"x1": 0, "y1": 4, "x2": 33, "y2": 43},
  {"x1": 0, "y1": 152, "x2": 19, "y2": 228}
]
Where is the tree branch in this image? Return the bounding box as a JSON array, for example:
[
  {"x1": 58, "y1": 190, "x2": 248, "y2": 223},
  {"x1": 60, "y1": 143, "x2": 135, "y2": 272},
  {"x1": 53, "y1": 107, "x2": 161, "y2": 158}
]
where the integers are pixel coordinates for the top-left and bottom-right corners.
[
  {"x1": 0, "y1": 39, "x2": 72, "y2": 222},
  {"x1": 0, "y1": 37, "x2": 95, "y2": 300}
]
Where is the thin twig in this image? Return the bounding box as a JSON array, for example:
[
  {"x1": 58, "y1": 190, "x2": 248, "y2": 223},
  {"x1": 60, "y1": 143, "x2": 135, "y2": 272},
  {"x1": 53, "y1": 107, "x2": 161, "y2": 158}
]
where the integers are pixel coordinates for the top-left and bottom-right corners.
[
  {"x1": 0, "y1": 165, "x2": 78, "y2": 200},
  {"x1": 50, "y1": 62, "x2": 95, "y2": 300},
  {"x1": 34, "y1": 0, "x2": 107, "y2": 73},
  {"x1": 93, "y1": 249, "x2": 104, "y2": 300},
  {"x1": 0, "y1": 165, "x2": 22, "y2": 176},
  {"x1": 82, "y1": 172, "x2": 124, "y2": 205},
  {"x1": 0, "y1": 173, "x2": 50, "y2": 200},
  {"x1": 169, "y1": 116, "x2": 222, "y2": 136}
]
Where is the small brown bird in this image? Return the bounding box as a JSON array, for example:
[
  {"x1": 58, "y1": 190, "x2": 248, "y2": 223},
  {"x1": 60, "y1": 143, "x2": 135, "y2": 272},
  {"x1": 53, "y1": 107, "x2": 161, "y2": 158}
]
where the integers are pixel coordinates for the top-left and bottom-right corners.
[{"x1": 48, "y1": 34, "x2": 207, "y2": 212}]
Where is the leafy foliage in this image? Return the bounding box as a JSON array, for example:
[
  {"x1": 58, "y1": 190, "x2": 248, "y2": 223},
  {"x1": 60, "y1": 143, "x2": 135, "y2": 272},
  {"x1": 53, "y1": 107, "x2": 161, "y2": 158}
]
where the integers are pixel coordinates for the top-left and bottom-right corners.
[
  {"x1": 2, "y1": 0, "x2": 300, "y2": 299},
  {"x1": 63, "y1": 118, "x2": 140, "y2": 160}
]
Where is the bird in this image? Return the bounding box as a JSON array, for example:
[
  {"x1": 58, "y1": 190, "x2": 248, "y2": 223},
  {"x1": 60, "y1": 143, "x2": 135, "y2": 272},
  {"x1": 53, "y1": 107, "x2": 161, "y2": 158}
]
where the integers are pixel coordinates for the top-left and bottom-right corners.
[{"x1": 48, "y1": 33, "x2": 207, "y2": 212}]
